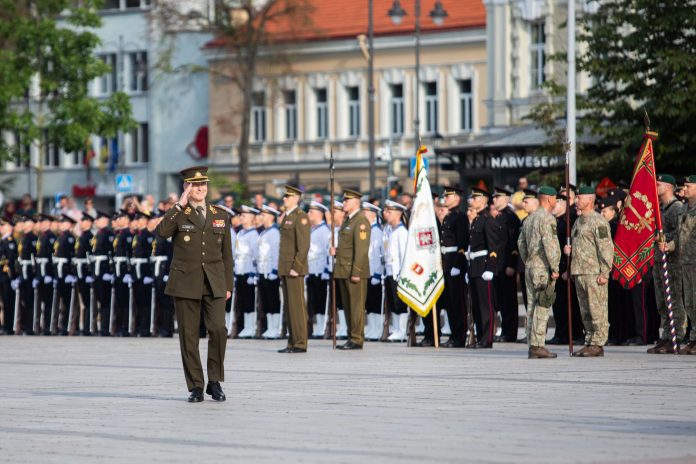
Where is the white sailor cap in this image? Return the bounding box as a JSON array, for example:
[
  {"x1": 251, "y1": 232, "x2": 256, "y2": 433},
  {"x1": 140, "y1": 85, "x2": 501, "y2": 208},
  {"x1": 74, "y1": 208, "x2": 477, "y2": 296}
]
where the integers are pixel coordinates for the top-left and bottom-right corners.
[
  {"x1": 361, "y1": 201, "x2": 382, "y2": 213},
  {"x1": 333, "y1": 200, "x2": 344, "y2": 211},
  {"x1": 384, "y1": 200, "x2": 407, "y2": 212},
  {"x1": 215, "y1": 204, "x2": 235, "y2": 217},
  {"x1": 240, "y1": 205, "x2": 260, "y2": 215},
  {"x1": 308, "y1": 200, "x2": 328, "y2": 213},
  {"x1": 261, "y1": 204, "x2": 280, "y2": 216}
]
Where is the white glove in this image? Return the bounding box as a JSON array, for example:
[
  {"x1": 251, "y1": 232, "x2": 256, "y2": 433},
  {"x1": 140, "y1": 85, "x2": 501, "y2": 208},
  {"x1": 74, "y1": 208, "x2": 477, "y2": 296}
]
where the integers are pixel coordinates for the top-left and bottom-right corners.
[
  {"x1": 163, "y1": 275, "x2": 169, "y2": 283},
  {"x1": 85, "y1": 276, "x2": 94, "y2": 284},
  {"x1": 11, "y1": 279, "x2": 21, "y2": 290},
  {"x1": 65, "y1": 275, "x2": 77, "y2": 284},
  {"x1": 267, "y1": 272, "x2": 278, "y2": 281},
  {"x1": 321, "y1": 272, "x2": 330, "y2": 281},
  {"x1": 102, "y1": 273, "x2": 113, "y2": 282},
  {"x1": 43, "y1": 275, "x2": 53, "y2": 284},
  {"x1": 465, "y1": 273, "x2": 469, "y2": 284},
  {"x1": 143, "y1": 276, "x2": 154, "y2": 285},
  {"x1": 246, "y1": 275, "x2": 257, "y2": 285},
  {"x1": 450, "y1": 267, "x2": 461, "y2": 277},
  {"x1": 32, "y1": 278, "x2": 39, "y2": 288},
  {"x1": 482, "y1": 271, "x2": 494, "y2": 281},
  {"x1": 370, "y1": 277, "x2": 380, "y2": 286},
  {"x1": 123, "y1": 274, "x2": 133, "y2": 285}
]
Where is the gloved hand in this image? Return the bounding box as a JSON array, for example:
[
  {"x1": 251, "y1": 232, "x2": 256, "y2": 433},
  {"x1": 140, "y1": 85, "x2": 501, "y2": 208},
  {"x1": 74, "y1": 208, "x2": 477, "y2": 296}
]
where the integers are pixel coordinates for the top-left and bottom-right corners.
[
  {"x1": 122, "y1": 274, "x2": 133, "y2": 285},
  {"x1": 143, "y1": 277, "x2": 154, "y2": 285},
  {"x1": 32, "y1": 278, "x2": 39, "y2": 288},
  {"x1": 65, "y1": 275, "x2": 77, "y2": 284},
  {"x1": 482, "y1": 271, "x2": 494, "y2": 281},
  {"x1": 450, "y1": 267, "x2": 461, "y2": 277},
  {"x1": 370, "y1": 274, "x2": 381, "y2": 286},
  {"x1": 163, "y1": 275, "x2": 169, "y2": 283},
  {"x1": 43, "y1": 275, "x2": 53, "y2": 284},
  {"x1": 267, "y1": 271, "x2": 278, "y2": 281},
  {"x1": 102, "y1": 273, "x2": 113, "y2": 282},
  {"x1": 246, "y1": 275, "x2": 257, "y2": 285},
  {"x1": 11, "y1": 278, "x2": 21, "y2": 290},
  {"x1": 85, "y1": 276, "x2": 94, "y2": 284},
  {"x1": 465, "y1": 273, "x2": 469, "y2": 284},
  {"x1": 321, "y1": 269, "x2": 330, "y2": 281}
]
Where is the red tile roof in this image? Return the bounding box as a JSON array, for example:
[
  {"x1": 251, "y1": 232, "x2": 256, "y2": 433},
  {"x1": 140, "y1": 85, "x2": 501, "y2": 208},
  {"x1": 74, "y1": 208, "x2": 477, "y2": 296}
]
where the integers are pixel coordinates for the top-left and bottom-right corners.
[{"x1": 205, "y1": 0, "x2": 485, "y2": 49}]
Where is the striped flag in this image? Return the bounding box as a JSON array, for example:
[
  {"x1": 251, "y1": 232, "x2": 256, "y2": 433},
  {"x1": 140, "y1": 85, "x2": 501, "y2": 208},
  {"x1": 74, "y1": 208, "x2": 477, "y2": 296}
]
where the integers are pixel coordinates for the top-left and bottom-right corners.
[{"x1": 397, "y1": 146, "x2": 445, "y2": 317}]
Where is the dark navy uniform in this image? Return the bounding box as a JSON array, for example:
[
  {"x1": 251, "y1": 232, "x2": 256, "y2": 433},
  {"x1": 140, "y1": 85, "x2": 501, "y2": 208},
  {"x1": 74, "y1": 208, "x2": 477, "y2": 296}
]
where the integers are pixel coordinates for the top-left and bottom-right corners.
[
  {"x1": 112, "y1": 227, "x2": 133, "y2": 336},
  {"x1": 467, "y1": 207, "x2": 502, "y2": 348},
  {"x1": 131, "y1": 225, "x2": 155, "y2": 336},
  {"x1": 0, "y1": 228, "x2": 18, "y2": 334},
  {"x1": 35, "y1": 228, "x2": 56, "y2": 335},
  {"x1": 18, "y1": 228, "x2": 38, "y2": 334},
  {"x1": 439, "y1": 206, "x2": 469, "y2": 347},
  {"x1": 92, "y1": 225, "x2": 114, "y2": 336},
  {"x1": 53, "y1": 227, "x2": 76, "y2": 335},
  {"x1": 494, "y1": 206, "x2": 521, "y2": 342},
  {"x1": 74, "y1": 228, "x2": 94, "y2": 335},
  {"x1": 152, "y1": 233, "x2": 173, "y2": 337}
]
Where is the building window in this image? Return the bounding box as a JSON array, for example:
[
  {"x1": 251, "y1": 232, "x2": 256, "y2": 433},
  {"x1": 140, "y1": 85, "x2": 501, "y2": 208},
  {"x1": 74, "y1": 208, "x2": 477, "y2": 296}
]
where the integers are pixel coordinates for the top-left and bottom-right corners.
[
  {"x1": 98, "y1": 54, "x2": 117, "y2": 95},
  {"x1": 390, "y1": 84, "x2": 404, "y2": 136},
  {"x1": 102, "y1": 0, "x2": 120, "y2": 9},
  {"x1": 530, "y1": 22, "x2": 546, "y2": 89},
  {"x1": 316, "y1": 88, "x2": 328, "y2": 140},
  {"x1": 459, "y1": 79, "x2": 473, "y2": 131},
  {"x1": 43, "y1": 131, "x2": 60, "y2": 167},
  {"x1": 347, "y1": 86, "x2": 360, "y2": 138},
  {"x1": 252, "y1": 91, "x2": 266, "y2": 142},
  {"x1": 128, "y1": 51, "x2": 148, "y2": 92},
  {"x1": 425, "y1": 82, "x2": 438, "y2": 135},
  {"x1": 13, "y1": 133, "x2": 30, "y2": 168},
  {"x1": 284, "y1": 90, "x2": 297, "y2": 141},
  {"x1": 131, "y1": 123, "x2": 149, "y2": 164}
]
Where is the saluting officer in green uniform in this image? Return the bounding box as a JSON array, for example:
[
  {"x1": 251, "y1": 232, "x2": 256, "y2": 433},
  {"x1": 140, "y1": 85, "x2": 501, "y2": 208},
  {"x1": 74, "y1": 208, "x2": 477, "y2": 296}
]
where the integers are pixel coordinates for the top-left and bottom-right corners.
[
  {"x1": 277, "y1": 185, "x2": 311, "y2": 353},
  {"x1": 331, "y1": 189, "x2": 371, "y2": 350},
  {"x1": 157, "y1": 166, "x2": 234, "y2": 402}
]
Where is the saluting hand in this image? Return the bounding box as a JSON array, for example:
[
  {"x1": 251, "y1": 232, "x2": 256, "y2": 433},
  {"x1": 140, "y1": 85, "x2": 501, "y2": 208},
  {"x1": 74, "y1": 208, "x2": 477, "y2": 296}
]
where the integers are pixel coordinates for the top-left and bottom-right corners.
[{"x1": 179, "y1": 183, "x2": 193, "y2": 207}]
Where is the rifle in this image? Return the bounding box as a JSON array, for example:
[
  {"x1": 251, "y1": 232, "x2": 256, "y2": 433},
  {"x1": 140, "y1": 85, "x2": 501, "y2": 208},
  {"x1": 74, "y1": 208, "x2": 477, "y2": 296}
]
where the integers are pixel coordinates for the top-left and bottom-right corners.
[
  {"x1": 150, "y1": 279, "x2": 157, "y2": 336},
  {"x1": 49, "y1": 280, "x2": 59, "y2": 334},
  {"x1": 380, "y1": 278, "x2": 390, "y2": 342},
  {"x1": 109, "y1": 279, "x2": 117, "y2": 336},
  {"x1": 67, "y1": 282, "x2": 76, "y2": 335},
  {"x1": 89, "y1": 284, "x2": 97, "y2": 334},
  {"x1": 13, "y1": 282, "x2": 21, "y2": 334},
  {"x1": 330, "y1": 147, "x2": 337, "y2": 349},
  {"x1": 128, "y1": 280, "x2": 135, "y2": 336}
]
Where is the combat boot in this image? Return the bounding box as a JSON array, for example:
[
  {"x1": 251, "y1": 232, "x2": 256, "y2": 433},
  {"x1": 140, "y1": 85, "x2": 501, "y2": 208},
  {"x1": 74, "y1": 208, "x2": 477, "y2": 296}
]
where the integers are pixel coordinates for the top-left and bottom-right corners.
[
  {"x1": 678, "y1": 341, "x2": 696, "y2": 355},
  {"x1": 572, "y1": 345, "x2": 591, "y2": 357},
  {"x1": 575, "y1": 345, "x2": 604, "y2": 357},
  {"x1": 654, "y1": 341, "x2": 678, "y2": 354},
  {"x1": 528, "y1": 346, "x2": 558, "y2": 359},
  {"x1": 646, "y1": 339, "x2": 667, "y2": 354}
]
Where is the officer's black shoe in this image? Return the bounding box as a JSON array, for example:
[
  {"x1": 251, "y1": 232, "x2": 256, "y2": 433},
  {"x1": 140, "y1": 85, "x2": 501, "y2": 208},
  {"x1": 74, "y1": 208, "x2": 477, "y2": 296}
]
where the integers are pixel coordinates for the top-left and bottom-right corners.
[
  {"x1": 82, "y1": 331, "x2": 92, "y2": 336},
  {"x1": 417, "y1": 338, "x2": 435, "y2": 347},
  {"x1": 471, "y1": 341, "x2": 493, "y2": 349},
  {"x1": 205, "y1": 381, "x2": 226, "y2": 401},
  {"x1": 338, "y1": 341, "x2": 363, "y2": 350},
  {"x1": 626, "y1": 336, "x2": 645, "y2": 346},
  {"x1": 288, "y1": 347, "x2": 307, "y2": 353},
  {"x1": 278, "y1": 347, "x2": 294, "y2": 353},
  {"x1": 187, "y1": 388, "x2": 204, "y2": 403}
]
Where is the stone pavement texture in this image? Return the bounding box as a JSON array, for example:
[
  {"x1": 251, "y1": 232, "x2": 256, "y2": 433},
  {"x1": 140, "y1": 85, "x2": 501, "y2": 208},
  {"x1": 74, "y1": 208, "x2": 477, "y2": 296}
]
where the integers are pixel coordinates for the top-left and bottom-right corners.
[{"x1": 1, "y1": 337, "x2": 695, "y2": 464}]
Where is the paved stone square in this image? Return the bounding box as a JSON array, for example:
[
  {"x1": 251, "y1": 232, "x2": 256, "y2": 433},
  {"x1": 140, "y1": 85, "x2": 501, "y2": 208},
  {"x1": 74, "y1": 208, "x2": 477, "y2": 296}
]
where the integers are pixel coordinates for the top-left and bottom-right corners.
[{"x1": 1, "y1": 336, "x2": 695, "y2": 463}]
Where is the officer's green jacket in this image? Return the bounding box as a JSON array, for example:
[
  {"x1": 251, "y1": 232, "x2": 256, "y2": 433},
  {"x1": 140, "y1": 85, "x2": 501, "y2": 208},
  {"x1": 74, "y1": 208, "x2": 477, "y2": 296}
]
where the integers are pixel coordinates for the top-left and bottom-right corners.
[
  {"x1": 334, "y1": 211, "x2": 371, "y2": 279},
  {"x1": 278, "y1": 206, "x2": 310, "y2": 276},
  {"x1": 157, "y1": 202, "x2": 233, "y2": 299}
]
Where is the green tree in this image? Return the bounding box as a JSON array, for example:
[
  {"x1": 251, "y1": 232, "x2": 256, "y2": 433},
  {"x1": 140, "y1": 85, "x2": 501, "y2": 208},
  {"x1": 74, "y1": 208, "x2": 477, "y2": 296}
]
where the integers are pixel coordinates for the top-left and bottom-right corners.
[
  {"x1": 0, "y1": 0, "x2": 135, "y2": 211},
  {"x1": 528, "y1": 0, "x2": 696, "y2": 183}
]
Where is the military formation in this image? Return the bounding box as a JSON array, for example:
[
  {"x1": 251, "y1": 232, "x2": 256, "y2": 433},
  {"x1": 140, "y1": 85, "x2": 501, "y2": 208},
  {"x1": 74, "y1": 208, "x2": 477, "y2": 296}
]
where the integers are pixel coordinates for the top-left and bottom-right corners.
[{"x1": 2, "y1": 171, "x2": 696, "y2": 366}]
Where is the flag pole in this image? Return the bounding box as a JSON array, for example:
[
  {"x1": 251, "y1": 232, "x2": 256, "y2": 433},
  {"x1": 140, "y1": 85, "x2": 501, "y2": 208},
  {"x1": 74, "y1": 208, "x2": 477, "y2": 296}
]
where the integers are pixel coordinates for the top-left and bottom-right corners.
[
  {"x1": 564, "y1": 136, "x2": 573, "y2": 357},
  {"x1": 646, "y1": 111, "x2": 678, "y2": 354},
  {"x1": 330, "y1": 148, "x2": 337, "y2": 350}
]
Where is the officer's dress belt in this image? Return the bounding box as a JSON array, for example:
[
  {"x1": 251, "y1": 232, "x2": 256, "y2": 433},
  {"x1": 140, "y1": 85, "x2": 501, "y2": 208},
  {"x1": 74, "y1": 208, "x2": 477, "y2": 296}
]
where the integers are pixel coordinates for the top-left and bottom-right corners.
[
  {"x1": 53, "y1": 257, "x2": 69, "y2": 279},
  {"x1": 113, "y1": 256, "x2": 129, "y2": 277},
  {"x1": 151, "y1": 256, "x2": 168, "y2": 278},
  {"x1": 35, "y1": 257, "x2": 50, "y2": 277},
  {"x1": 465, "y1": 249, "x2": 488, "y2": 261},
  {"x1": 90, "y1": 255, "x2": 108, "y2": 276},
  {"x1": 130, "y1": 258, "x2": 149, "y2": 280},
  {"x1": 19, "y1": 258, "x2": 34, "y2": 280},
  {"x1": 73, "y1": 257, "x2": 90, "y2": 279},
  {"x1": 441, "y1": 246, "x2": 458, "y2": 254}
]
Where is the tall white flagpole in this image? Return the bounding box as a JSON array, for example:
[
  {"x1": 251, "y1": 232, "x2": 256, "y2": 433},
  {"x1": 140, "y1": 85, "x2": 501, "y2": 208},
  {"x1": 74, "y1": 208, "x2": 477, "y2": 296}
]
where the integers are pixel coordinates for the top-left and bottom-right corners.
[{"x1": 567, "y1": 0, "x2": 577, "y2": 184}]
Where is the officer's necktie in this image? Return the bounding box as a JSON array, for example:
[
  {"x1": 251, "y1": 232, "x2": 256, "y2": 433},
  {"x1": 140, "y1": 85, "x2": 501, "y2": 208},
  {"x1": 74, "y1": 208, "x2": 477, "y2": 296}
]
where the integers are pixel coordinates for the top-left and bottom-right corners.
[{"x1": 195, "y1": 206, "x2": 205, "y2": 228}]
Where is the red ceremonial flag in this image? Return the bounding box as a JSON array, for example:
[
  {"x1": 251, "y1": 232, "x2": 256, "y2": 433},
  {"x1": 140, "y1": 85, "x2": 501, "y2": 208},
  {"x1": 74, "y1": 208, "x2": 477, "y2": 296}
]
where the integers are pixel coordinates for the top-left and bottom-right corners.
[{"x1": 611, "y1": 131, "x2": 660, "y2": 289}]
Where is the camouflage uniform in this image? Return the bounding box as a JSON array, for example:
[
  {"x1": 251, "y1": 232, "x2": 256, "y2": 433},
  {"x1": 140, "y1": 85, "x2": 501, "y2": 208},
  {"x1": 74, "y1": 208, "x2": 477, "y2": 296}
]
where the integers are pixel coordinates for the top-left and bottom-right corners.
[
  {"x1": 676, "y1": 202, "x2": 696, "y2": 342},
  {"x1": 570, "y1": 210, "x2": 614, "y2": 346},
  {"x1": 653, "y1": 199, "x2": 686, "y2": 340},
  {"x1": 518, "y1": 208, "x2": 560, "y2": 347}
]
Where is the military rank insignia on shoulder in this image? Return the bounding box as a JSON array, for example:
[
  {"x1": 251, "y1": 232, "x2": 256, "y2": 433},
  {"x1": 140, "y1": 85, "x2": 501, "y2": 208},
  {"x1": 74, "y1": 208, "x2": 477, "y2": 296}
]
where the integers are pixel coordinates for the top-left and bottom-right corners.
[
  {"x1": 301, "y1": 218, "x2": 308, "y2": 225},
  {"x1": 209, "y1": 205, "x2": 217, "y2": 215},
  {"x1": 184, "y1": 207, "x2": 192, "y2": 215},
  {"x1": 359, "y1": 223, "x2": 367, "y2": 240}
]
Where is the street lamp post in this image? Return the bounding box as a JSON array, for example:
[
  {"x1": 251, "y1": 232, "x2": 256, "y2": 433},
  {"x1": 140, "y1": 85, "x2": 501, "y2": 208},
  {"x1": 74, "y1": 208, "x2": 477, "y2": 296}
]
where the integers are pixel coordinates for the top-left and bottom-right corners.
[{"x1": 387, "y1": 0, "x2": 447, "y2": 161}]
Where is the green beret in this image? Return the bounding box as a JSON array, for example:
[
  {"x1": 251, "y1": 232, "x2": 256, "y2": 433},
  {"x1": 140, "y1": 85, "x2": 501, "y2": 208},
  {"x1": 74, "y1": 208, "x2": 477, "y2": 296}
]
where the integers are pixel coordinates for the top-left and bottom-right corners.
[
  {"x1": 683, "y1": 175, "x2": 696, "y2": 184},
  {"x1": 577, "y1": 186, "x2": 595, "y2": 195},
  {"x1": 537, "y1": 186, "x2": 558, "y2": 196},
  {"x1": 657, "y1": 174, "x2": 676, "y2": 187}
]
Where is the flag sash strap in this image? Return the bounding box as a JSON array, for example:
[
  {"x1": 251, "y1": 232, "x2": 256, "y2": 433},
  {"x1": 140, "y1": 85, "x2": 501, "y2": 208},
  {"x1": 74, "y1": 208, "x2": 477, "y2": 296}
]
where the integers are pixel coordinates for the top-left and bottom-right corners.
[
  {"x1": 611, "y1": 131, "x2": 659, "y2": 289},
  {"x1": 396, "y1": 147, "x2": 445, "y2": 318}
]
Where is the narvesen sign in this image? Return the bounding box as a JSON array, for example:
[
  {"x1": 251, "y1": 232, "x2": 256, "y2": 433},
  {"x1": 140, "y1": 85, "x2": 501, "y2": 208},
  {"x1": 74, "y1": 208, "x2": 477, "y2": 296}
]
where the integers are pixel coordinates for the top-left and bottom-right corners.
[{"x1": 490, "y1": 155, "x2": 562, "y2": 169}]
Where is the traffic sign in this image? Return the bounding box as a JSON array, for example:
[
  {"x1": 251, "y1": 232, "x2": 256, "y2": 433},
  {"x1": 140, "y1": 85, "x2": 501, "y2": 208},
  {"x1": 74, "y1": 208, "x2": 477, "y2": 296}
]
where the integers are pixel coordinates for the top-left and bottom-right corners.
[{"x1": 115, "y1": 174, "x2": 133, "y2": 193}]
